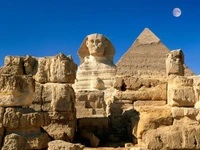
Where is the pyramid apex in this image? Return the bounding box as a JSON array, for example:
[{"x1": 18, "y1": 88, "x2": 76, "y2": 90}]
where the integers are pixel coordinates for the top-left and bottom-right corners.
[{"x1": 137, "y1": 28, "x2": 161, "y2": 44}]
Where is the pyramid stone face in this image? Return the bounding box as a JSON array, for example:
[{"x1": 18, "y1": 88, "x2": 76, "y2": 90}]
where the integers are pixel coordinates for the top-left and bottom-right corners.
[
  {"x1": 116, "y1": 28, "x2": 194, "y2": 77},
  {"x1": 137, "y1": 28, "x2": 160, "y2": 44}
]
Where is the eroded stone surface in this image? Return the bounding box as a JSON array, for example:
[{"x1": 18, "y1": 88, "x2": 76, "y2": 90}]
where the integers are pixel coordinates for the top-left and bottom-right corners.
[
  {"x1": 134, "y1": 106, "x2": 172, "y2": 139},
  {"x1": 34, "y1": 53, "x2": 77, "y2": 83},
  {"x1": 76, "y1": 90, "x2": 106, "y2": 118},
  {"x1": 2, "y1": 133, "x2": 50, "y2": 150},
  {"x1": 168, "y1": 76, "x2": 196, "y2": 106},
  {"x1": 48, "y1": 140, "x2": 85, "y2": 150},
  {"x1": 166, "y1": 49, "x2": 184, "y2": 76},
  {"x1": 113, "y1": 77, "x2": 167, "y2": 101},
  {"x1": 29, "y1": 83, "x2": 75, "y2": 112},
  {"x1": 143, "y1": 125, "x2": 200, "y2": 150},
  {"x1": 0, "y1": 75, "x2": 34, "y2": 107}
]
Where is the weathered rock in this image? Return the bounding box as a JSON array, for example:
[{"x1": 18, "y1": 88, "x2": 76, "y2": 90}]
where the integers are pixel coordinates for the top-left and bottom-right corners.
[
  {"x1": 48, "y1": 140, "x2": 85, "y2": 150},
  {"x1": 166, "y1": 49, "x2": 184, "y2": 76},
  {"x1": 195, "y1": 101, "x2": 200, "y2": 109},
  {"x1": 191, "y1": 76, "x2": 200, "y2": 102},
  {"x1": 171, "y1": 107, "x2": 199, "y2": 119},
  {"x1": 42, "y1": 121, "x2": 76, "y2": 142},
  {"x1": 134, "y1": 101, "x2": 166, "y2": 108},
  {"x1": 173, "y1": 116, "x2": 199, "y2": 126},
  {"x1": 0, "y1": 56, "x2": 24, "y2": 75},
  {"x1": 42, "y1": 83, "x2": 75, "y2": 112},
  {"x1": 113, "y1": 77, "x2": 167, "y2": 101},
  {"x1": 134, "y1": 106, "x2": 172, "y2": 139},
  {"x1": 3, "y1": 108, "x2": 43, "y2": 129},
  {"x1": 2, "y1": 133, "x2": 26, "y2": 150},
  {"x1": 76, "y1": 90, "x2": 106, "y2": 118},
  {"x1": 24, "y1": 55, "x2": 37, "y2": 75},
  {"x1": 34, "y1": 53, "x2": 77, "y2": 83},
  {"x1": 2, "y1": 132, "x2": 50, "y2": 150},
  {"x1": 143, "y1": 125, "x2": 200, "y2": 150},
  {"x1": 0, "y1": 75, "x2": 34, "y2": 107},
  {"x1": 29, "y1": 83, "x2": 75, "y2": 112},
  {"x1": 168, "y1": 76, "x2": 195, "y2": 106}
]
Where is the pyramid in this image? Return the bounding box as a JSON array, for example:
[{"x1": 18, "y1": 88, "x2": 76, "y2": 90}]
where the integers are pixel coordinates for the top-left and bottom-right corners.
[{"x1": 116, "y1": 28, "x2": 194, "y2": 76}]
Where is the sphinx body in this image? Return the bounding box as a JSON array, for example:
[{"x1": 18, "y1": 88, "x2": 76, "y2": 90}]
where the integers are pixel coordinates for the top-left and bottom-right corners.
[{"x1": 74, "y1": 33, "x2": 116, "y2": 90}]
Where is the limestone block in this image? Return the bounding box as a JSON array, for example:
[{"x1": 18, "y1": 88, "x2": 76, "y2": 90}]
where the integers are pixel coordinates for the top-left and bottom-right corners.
[
  {"x1": 34, "y1": 53, "x2": 77, "y2": 83},
  {"x1": 113, "y1": 77, "x2": 167, "y2": 101},
  {"x1": 75, "y1": 90, "x2": 106, "y2": 118},
  {"x1": 76, "y1": 107, "x2": 93, "y2": 118},
  {"x1": 25, "y1": 132, "x2": 50, "y2": 149},
  {"x1": 48, "y1": 111, "x2": 76, "y2": 122},
  {"x1": 29, "y1": 82, "x2": 43, "y2": 111},
  {"x1": 3, "y1": 108, "x2": 43, "y2": 129},
  {"x1": 110, "y1": 102, "x2": 133, "y2": 115},
  {"x1": 134, "y1": 106, "x2": 172, "y2": 139},
  {"x1": 114, "y1": 76, "x2": 167, "y2": 90},
  {"x1": 168, "y1": 76, "x2": 195, "y2": 106},
  {"x1": 42, "y1": 121, "x2": 76, "y2": 142},
  {"x1": 166, "y1": 49, "x2": 184, "y2": 76},
  {"x1": 24, "y1": 55, "x2": 37, "y2": 75},
  {"x1": 173, "y1": 117, "x2": 199, "y2": 126},
  {"x1": 48, "y1": 140, "x2": 85, "y2": 150},
  {"x1": 34, "y1": 58, "x2": 48, "y2": 83},
  {"x1": 192, "y1": 76, "x2": 200, "y2": 102},
  {"x1": 3, "y1": 109, "x2": 75, "y2": 130},
  {"x1": 113, "y1": 86, "x2": 166, "y2": 101},
  {"x1": 171, "y1": 107, "x2": 199, "y2": 119},
  {"x1": 143, "y1": 125, "x2": 200, "y2": 150},
  {"x1": 0, "y1": 56, "x2": 24, "y2": 75},
  {"x1": 1, "y1": 133, "x2": 26, "y2": 150},
  {"x1": 134, "y1": 101, "x2": 166, "y2": 108},
  {"x1": 0, "y1": 75, "x2": 34, "y2": 107},
  {"x1": 143, "y1": 126, "x2": 182, "y2": 150},
  {"x1": 195, "y1": 101, "x2": 200, "y2": 109},
  {"x1": 2, "y1": 132, "x2": 50, "y2": 150},
  {"x1": 41, "y1": 83, "x2": 75, "y2": 112},
  {"x1": 87, "y1": 91, "x2": 104, "y2": 108}
]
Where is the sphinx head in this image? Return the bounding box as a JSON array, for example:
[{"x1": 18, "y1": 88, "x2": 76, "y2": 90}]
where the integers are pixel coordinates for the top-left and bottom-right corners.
[
  {"x1": 78, "y1": 33, "x2": 115, "y2": 64},
  {"x1": 86, "y1": 34, "x2": 108, "y2": 57}
]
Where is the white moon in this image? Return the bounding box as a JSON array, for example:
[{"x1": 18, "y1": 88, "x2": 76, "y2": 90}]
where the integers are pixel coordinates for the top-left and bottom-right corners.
[{"x1": 173, "y1": 8, "x2": 181, "y2": 17}]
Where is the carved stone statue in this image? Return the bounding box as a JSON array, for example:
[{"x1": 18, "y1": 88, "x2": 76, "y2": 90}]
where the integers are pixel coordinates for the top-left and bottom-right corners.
[
  {"x1": 166, "y1": 49, "x2": 184, "y2": 76},
  {"x1": 74, "y1": 33, "x2": 116, "y2": 90},
  {"x1": 78, "y1": 33, "x2": 115, "y2": 65},
  {"x1": 73, "y1": 33, "x2": 116, "y2": 121}
]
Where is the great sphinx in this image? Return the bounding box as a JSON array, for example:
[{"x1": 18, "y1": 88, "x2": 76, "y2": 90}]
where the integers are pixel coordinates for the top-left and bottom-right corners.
[{"x1": 73, "y1": 33, "x2": 116, "y2": 91}]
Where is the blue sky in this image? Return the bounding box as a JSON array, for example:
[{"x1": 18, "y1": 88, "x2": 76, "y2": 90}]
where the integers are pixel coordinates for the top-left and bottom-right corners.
[{"x1": 0, "y1": 0, "x2": 200, "y2": 74}]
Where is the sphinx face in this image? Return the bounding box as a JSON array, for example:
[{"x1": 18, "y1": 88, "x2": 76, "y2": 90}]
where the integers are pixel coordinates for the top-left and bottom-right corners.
[{"x1": 86, "y1": 34, "x2": 108, "y2": 57}]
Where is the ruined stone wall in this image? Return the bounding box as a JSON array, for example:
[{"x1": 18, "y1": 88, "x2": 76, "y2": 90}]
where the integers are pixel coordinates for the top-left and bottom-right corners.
[
  {"x1": 0, "y1": 54, "x2": 84, "y2": 150},
  {"x1": 0, "y1": 30, "x2": 199, "y2": 150}
]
